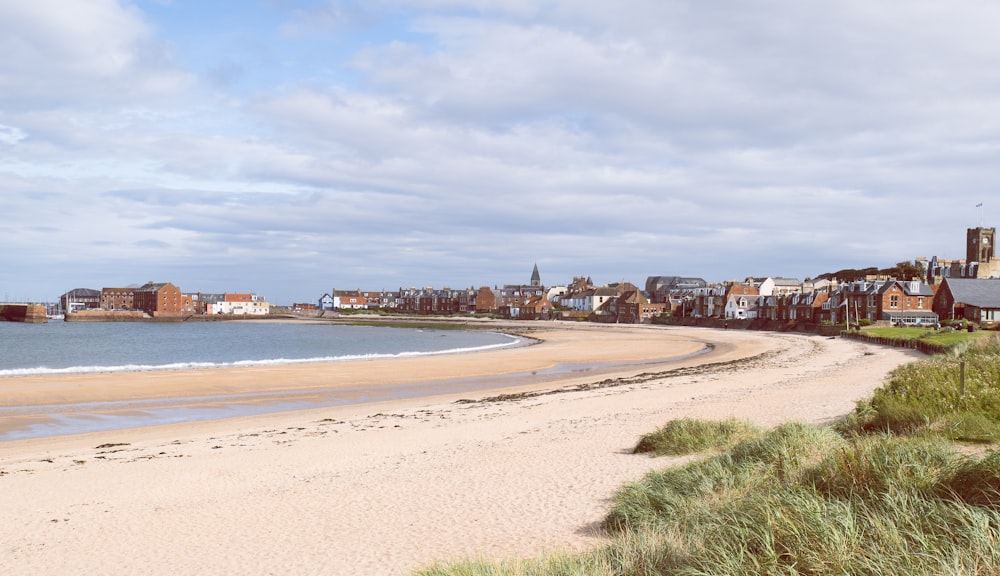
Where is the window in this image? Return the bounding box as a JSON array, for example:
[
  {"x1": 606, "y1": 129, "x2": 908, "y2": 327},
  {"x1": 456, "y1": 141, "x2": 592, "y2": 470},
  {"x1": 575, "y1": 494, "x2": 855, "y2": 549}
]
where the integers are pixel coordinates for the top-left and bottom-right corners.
[{"x1": 890, "y1": 294, "x2": 899, "y2": 308}]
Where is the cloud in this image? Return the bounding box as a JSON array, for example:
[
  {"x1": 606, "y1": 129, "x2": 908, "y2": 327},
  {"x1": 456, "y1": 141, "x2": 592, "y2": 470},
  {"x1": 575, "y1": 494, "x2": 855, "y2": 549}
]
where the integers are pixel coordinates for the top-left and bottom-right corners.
[
  {"x1": 0, "y1": 124, "x2": 26, "y2": 144},
  {"x1": 0, "y1": 0, "x2": 190, "y2": 109},
  {"x1": 3, "y1": 1, "x2": 1000, "y2": 303}
]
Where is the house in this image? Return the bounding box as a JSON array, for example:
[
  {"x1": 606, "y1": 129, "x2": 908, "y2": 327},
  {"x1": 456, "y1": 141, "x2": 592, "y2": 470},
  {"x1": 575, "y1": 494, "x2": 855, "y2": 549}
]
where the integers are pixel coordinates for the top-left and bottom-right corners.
[
  {"x1": 507, "y1": 294, "x2": 551, "y2": 320},
  {"x1": 616, "y1": 290, "x2": 665, "y2": 323},
  {"x1": 339, "y1": 291, "x2": 369, "y2": 310},
  {"x1": 747, "y1": 277, "x2": 802, "y2": 297},
  {"x1": 395, "y1": 287, "x2": 480, "y2": 315},
  {"x1": 877, "y1": 280, "x2": 937, "y2": 325},
  {"x1": 133, "y1": 282, "x2": 194, "y2": 316},
  {"x1": 932, "y1": 278, "x2": 1000, "y2": 324},
  {"x1": 591, "y1": 286, "x2": 619, "y2": 314},
  {"x1": 790, "y1": 290, "x2": 829, "y2": 322},
  {"x1": 207, "y1": 293, "x2": 270, "y2": 315},
  {"x1": 318, "y1": 293, "x2": 334, "y2": 310},
  {"x1": 840, "y1": 279, "x2": 937, "y2": 326},
  {"x1": 361, "y1": 290, "x2": 399, "y2": 310},
  {"x1": 692, "y1": 285, "x2": 728, "y2": 318},
  {"x1": 559, "y1": 288, "x2": 594, "y2": 313},
  {"x1": 193, "y1": 293, "x2": 226, "y2": 314},
  {"x1": 476, "y1": 286, "x2": 498, "y2": 313},
  {"x1": 724, "y1": 285, "x2": 759, "y2": 320},
  {"x1": 323, "y1": 290, "x2": 369, "y2": 310},
  {"x1": 645, "y1": 275, "x2": 708, "y2": 304}
]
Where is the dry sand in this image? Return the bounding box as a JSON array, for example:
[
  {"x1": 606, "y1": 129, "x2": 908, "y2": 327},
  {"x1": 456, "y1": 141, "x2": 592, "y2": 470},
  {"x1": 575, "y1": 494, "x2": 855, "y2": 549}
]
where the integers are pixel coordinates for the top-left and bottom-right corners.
[{"x1": 0, "y1": 322, "x2": 921, "y2": 575}]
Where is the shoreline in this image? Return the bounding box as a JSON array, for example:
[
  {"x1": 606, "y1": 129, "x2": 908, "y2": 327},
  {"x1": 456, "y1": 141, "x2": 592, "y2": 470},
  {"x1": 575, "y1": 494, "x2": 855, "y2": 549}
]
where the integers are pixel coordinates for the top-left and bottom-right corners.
[
  {"x1": 0, "y1": 323, "x2": 922, "y2": 575},
  {"x1": 0, "y1": 322, "x2": 709, "y2": 440}
]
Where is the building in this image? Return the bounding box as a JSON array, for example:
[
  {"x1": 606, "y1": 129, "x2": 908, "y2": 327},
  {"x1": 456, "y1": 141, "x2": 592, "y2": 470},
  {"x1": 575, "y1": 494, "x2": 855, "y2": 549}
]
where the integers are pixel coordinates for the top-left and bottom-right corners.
[
  {"x1": 932, "y1": 277, "x2": 1000, "y2": 325},
  {"x1": 193, "y1": 293, "x2": 227, "y2": 315},
  {"x1": 747, "y1": 277, "x2": 802, "y2": 297},
  {"x1": 724, "y1": 284, "x2": 759, "y2": 320},
  {"x1": 927, "y1": 226, "x2": 1000, "y2": 283},
  {"x1": 61, "y1": 288, "x2": 101, "y2": 312},
  {"x1": 615, "y1": 289, "x2": 665, "y2": 323},
  {"x1": 101, "y1": 287, "x2": 135, "y2": 310},
  {"x1": 475, "y1": 286, "x2": 497, "y2": 313},
  {"x1": 206, "y1": 293, "x2": 270, "y2": 315},
  {"x1": 133, "y1": 282, "x2": 194, "y2": 316},
  {"x1": 395, "y1": 287, "x2": 480, "y2": 315},
  {"x1": 645, "y1": 275, "x2": 708, "y2": 304},
  {"x1": 841, "y1": 279, "x2": 937, "y2": 326}
]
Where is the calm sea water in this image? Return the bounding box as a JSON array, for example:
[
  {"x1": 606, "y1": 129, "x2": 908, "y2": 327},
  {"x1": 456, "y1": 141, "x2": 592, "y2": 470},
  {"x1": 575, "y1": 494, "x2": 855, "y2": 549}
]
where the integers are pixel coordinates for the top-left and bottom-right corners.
[{"x1": 0, "y1": 321, "x2": 520, "y2": 376}]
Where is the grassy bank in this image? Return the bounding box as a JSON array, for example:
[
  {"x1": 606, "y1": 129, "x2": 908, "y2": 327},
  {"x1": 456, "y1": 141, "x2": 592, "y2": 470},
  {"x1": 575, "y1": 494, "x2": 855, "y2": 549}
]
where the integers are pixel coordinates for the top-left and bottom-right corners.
[
  {"x1": 416, "y1": 337, "x2": 1000, "y2": 576},
  {"x1": 860, "y1": 326, "x2": 996, "y2": 348},
  {"x1": 840, "y1": 337, "x2": 1000, "y2": 441}
]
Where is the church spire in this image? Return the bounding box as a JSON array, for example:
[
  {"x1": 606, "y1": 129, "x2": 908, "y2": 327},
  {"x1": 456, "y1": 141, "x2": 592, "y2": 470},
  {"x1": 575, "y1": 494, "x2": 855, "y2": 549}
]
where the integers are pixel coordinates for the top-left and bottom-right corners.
[{"x1": 530, "y1": 263, "x2": 541, "y2": 286}]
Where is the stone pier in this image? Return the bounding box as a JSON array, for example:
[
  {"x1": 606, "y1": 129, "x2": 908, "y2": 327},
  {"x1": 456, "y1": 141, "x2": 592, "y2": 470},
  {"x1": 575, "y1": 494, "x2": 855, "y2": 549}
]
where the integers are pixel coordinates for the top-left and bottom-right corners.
[{"x1": 0, "y1": 304, "x2": 48, "y2": 323}]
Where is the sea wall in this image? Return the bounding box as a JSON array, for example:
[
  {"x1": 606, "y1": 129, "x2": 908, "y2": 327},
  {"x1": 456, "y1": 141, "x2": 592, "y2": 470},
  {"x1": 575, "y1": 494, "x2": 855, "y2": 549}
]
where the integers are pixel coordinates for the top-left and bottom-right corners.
[
  {"x1": 65, "y1": 310, "x2": 150, "y2": 322},
  {"x1": 655, "y1": 316, "x2": 843, "y2": 337},
  {"x1": 0, "y1": 304, "x2": 48, "y2": 323}
]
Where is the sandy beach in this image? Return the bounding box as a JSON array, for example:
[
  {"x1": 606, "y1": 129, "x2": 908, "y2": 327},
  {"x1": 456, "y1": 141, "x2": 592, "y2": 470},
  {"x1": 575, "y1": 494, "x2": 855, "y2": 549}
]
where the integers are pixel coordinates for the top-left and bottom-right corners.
[{"x1": 0, "y1": 322, "x2": 921, "y2": 575}]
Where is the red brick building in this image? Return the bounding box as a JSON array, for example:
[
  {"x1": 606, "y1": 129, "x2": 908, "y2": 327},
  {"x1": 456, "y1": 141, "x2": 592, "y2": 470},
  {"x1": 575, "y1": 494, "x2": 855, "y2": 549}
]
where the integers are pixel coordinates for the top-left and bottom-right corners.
[{"x1": 133, "y1": 282, "x2": 194, "y2": 316}]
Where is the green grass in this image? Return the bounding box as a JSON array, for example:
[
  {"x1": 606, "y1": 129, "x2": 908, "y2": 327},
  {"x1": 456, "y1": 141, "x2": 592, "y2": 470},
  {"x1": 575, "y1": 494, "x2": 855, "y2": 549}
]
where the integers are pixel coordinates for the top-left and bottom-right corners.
[
  {"x1": 632, "y1": 417, "x2": 760, "y2": 456},
  {"x1": 862, "y1": 326, "x2": 994, "y2": 348},
  {"x1": 418, "y1": 427, "x2": 1000, "y2": 576},
  {"x1": 415, "y1": 338, "x2": 1000, "y2": 576},
  {"x1": 839, "y1": 337, "x2": 1000, "y2": 440}
]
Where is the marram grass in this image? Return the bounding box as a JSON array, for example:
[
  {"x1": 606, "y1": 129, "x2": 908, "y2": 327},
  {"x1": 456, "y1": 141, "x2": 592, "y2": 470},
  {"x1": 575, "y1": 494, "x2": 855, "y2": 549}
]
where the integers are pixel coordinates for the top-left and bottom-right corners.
[
  {"x1": 839, "y1": 336, "x2": 1000, "y2": 439},
  {"x1": 632, "y1": 417, "x2": 759, "y2": 456},
  {"x1": 417, "y1": 428, "x2": 1000, "y2": 576},
  {"x1": 417, "y1": 340, "x2": 1000, "y2": 576}
]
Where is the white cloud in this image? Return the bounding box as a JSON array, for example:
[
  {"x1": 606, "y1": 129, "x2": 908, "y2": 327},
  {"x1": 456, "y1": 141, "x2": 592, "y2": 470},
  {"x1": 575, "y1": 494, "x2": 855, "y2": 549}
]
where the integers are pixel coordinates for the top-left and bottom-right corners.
[
  {"x1": 0, "y1": 123, "x2": 26, "y2": 144},
  {"x1": 0, "y1": 0, "x2": 189, "y2": 109},
  {"x1": 3, "y1": 1, "x2": 1000, "y2": 303}
]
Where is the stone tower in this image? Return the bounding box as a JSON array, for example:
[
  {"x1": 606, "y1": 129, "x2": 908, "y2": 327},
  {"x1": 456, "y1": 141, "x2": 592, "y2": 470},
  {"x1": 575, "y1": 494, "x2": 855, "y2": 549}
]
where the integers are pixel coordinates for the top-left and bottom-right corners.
[
  {"x1": 967, "y1": 227, "x2": 996, "y2": 264},
  {"x1": 530, "y1": 263, "x2": 541, "y2": 286}
]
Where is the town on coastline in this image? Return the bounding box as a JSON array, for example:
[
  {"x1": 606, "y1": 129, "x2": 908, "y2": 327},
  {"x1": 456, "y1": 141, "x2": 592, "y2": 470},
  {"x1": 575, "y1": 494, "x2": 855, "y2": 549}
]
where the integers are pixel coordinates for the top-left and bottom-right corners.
[{"x1": 4, "y1": 226, "x2": 1000, "y2": 330}]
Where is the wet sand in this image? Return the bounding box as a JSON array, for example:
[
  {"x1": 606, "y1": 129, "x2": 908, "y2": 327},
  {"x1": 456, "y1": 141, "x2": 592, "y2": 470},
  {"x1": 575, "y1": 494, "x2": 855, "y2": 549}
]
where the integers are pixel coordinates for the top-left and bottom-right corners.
[{"x1": 0, "y1": 322, "x2": 920, "y2": 575}]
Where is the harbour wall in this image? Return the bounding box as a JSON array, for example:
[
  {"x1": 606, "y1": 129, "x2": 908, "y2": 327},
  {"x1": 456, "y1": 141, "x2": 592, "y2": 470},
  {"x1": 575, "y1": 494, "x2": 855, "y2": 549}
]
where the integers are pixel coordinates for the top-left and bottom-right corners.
[
  {"x1": 64, "y1": 310, "x2": 151, "y2": 322},
  {"x1": 0, "y1": 304, "x2": 48, "y2": 323},
  {"x1": 64, "y1": 310, "x2": 201, "y2": 322}
]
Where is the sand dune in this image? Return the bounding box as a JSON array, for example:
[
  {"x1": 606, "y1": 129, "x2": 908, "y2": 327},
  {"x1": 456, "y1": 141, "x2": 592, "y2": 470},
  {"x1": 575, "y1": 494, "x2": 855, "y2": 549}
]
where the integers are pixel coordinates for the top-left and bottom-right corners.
[{"x1": 0, "y1": 323, "x2": 920, "y2": 575}]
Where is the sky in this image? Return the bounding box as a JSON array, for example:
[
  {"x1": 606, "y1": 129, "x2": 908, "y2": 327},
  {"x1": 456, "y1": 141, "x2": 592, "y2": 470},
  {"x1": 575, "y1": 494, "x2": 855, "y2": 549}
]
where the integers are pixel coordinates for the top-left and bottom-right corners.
[{"x1": 1, "y1": 1, "x2": 997, "y2": 305}]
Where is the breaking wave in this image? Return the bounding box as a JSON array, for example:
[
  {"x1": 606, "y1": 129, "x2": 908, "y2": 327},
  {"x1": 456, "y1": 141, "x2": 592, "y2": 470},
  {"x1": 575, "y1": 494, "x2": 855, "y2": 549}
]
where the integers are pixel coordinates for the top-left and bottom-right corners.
[{"x1": 0, "y1": 335, "x2": 524, "y2": 378}]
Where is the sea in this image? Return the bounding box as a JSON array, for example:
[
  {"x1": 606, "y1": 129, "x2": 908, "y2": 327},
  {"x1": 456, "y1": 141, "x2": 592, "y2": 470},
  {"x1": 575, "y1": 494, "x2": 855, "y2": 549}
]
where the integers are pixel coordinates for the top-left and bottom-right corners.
[
  {"x1": 0, "y1": 320, "x2": 520, "y2": 377},
  {"x1": 0, "y1": 321, "x2": 526, "y2": 441}
]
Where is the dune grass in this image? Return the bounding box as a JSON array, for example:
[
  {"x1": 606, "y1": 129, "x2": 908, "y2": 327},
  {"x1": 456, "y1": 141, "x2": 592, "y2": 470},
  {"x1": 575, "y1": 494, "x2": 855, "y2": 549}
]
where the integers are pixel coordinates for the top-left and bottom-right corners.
[
  {"x1": 862, "y1": 326, "x2": 994, "y2": 348},
  {"x1": 632, "y1": 417, "x2": 760, "y2": 456},
  {"x1": 838, "y1": 337, "x2": 1000, "y2": 441},
  {"x1": 415, "y1": 338, "x2": 1000, "y2": 576}
]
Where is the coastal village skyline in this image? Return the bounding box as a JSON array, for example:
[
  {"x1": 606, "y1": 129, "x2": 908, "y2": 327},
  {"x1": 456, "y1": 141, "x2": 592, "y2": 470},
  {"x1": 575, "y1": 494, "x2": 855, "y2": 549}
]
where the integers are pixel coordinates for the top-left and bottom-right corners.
[{"x1": 8, "y1": 225, "x2": 995, "y2": 328}]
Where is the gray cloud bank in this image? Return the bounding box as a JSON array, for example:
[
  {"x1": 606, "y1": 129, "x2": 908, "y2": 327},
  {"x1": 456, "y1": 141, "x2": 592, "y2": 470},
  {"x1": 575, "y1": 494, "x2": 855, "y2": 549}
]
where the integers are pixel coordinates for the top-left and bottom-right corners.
[{"x1": 1, "y1": 1, "x2": 996, "y2": 303}]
